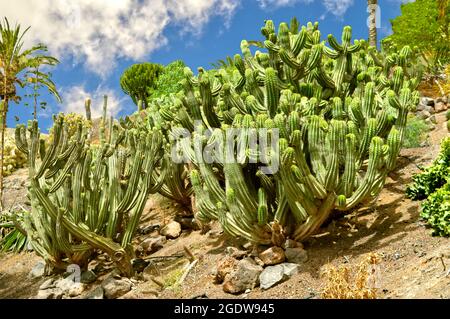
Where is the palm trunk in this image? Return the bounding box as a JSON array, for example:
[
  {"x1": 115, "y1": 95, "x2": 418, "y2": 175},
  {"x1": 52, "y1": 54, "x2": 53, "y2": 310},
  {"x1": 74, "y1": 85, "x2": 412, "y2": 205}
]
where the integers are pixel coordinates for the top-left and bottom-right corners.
[
  {"x1": 368, "y1": 0, "x2": 378, "y2": 48},
  {"x1": 0, "y1": 97, "x2": 7, "y2": 211}
]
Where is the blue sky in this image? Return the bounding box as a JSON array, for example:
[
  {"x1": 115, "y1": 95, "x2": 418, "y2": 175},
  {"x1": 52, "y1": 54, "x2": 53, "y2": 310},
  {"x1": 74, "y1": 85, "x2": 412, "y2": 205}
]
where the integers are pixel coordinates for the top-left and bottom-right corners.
[{"x1": 1, "y1": 0, "x2": 410, "y2": 132}]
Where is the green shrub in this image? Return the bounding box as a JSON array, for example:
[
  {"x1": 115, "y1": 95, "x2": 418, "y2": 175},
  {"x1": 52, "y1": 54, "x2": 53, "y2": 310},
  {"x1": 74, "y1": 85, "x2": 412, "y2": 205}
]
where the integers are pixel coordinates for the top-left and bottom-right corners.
[
  {"x1": 403, "y1": 115, "x2": 429, "y2": 148},
  {"x1": 150, "y1": 60, "x2": 186, "y2": 100},
  {"x1": 406, "y1": 137, "x2": 450, "y2": 200},
  {"x1": 446, "y1": 109, "x2": 450, "y2": 121},
  {"x1": 421, "y1": 181, "x2": 450, "y2": 237},
  {"x1": 0, "y1": 211, "x2": 28, "y2": 252}
]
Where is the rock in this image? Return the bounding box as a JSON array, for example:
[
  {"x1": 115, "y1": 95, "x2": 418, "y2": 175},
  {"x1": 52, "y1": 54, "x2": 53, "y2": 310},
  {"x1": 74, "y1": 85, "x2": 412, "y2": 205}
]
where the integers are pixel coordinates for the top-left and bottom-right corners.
[
  {"x1": 242, "y1": 242, "x2": 253, "y2": 251},
  {"x1": 259, "y1": 246, "x2": 285, "y2": 265},
  {"x1": 436, "y1": 96, "x2": 448, "y2": 104},
  {"x1": 424, "y1": 104, "x2": 435, "y2": 114},
  {"x1": 259, "y1": 263, "x2": 299, "y2": 290},
  {"x1": 132, "y1": 258, "x2": 150, "y2": 273},
  {"x1": 68, "y1": 282, "x2": 85, "y2": 297},
  {"x1": 253, "y1": 257, "x2": 265, "y2": 267},
  {"x1": 140, "y1": 236, "x2": 167, "y2": 254},
  {"x1": 86, "y1": 286, "x2": 104, "y2": 299},
  {"x1": 225, "y1": 246, "x2": 247, "y2": 259},
  {"x1": 36, "y1": 288, "x2": 63, "y2": 299},
  {"x1": 283, "y1": 239, "x2": 303, "y2": 249},
  {"x1": 101, "y1": 276, "x2": 132, "y2": 299},
  {"x1": 416, "y1": 103, "x2": 425, "y2": 111},
  {"x1": 175, "y1": 216, "x2": 200, "y2": 230},
  {"x1": 80, "y1": 270, "x2": 97, "y2": 284},
  {"x1": 435, "y1": 102, "x2": 446, "y2": 113},
  {"x1": 213, "y1": 256, "x2": 237, "y2": 283},
  {"x1": 429, "y1": 115, "x2": 437, "y2": 124},
  {"x1": 39, "y1": 278, "x2": 56, "y2": 290},
  {"x1": 259, "y1": 265, "x2": 286, "y2": 290},
  {"x1": 139, "y1": 224, "x2": 161, "y2": 235},
  {"x1": 223, "y1": 258, "x2": 263, "y2": 294},
  {"x1": 29, "y1": 261, "x2": 45, "y2": 279},
  {"x1": 160, "y1": 221, "x2": 182, "y2": 239},
  {"x1": 421, "y1": 97, "x2": 434, "y2": 106},
  {"x1": 282, "y1": 263, "x2": 300, "y2": 277},
  {"x1": 285, "y1": 247, "x2": 308, "y2": 264},
  {"x1": 418, "y1": 110, "x2": 431, "y2": 120},
  {"x1": 55, "y1": 277, "x2": 78, "y2": 294}
]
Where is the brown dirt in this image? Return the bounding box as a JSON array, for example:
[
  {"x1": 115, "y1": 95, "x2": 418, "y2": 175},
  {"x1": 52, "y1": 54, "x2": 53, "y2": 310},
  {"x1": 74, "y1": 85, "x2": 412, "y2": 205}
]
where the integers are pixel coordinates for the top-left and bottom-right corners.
[{"x1": 0, "y1": 113, "x2": 448, "y2": 299}]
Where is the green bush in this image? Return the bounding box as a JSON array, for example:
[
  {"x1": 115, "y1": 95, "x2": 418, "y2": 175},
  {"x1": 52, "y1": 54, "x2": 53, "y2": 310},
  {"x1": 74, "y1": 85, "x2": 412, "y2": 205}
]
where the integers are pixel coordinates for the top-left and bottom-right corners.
[
  {"x1": 406, "y1": 137, "x2": 450, "y2": 200},
  {"x1": 150, "y1": 60, "x2": 186, "y2": 100},
  {"x1": 0, "y1": 211, "x2": 28, "y2": 252},
  {"x1": 421, "y1": 181, "x2": 450, "y2": 236},
  {"x1": 446, "y1": 109, "x2": 450, "y2": 121},
  {"x1": 403, "y1": 115, "x2": 429, "y2": 148}
]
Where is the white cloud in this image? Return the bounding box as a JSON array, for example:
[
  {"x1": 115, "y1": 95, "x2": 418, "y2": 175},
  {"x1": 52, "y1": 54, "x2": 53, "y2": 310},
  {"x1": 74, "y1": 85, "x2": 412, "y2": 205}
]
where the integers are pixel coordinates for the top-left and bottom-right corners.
[
  {"x1": 322, "y1": 0, "x2": 354, "y2": 17},
  {"x1": 0, "y1": 0, "x2": 239, "y2": 77},
  {"x1": 257, "y1": 0, "x2": 313, "y2": 9},
  {"x1": 257, "y1": 0, "x2": 354, "y2": 17},
  {"x1": 60, "y1": 85, "x2": 127, "y2": 118}
]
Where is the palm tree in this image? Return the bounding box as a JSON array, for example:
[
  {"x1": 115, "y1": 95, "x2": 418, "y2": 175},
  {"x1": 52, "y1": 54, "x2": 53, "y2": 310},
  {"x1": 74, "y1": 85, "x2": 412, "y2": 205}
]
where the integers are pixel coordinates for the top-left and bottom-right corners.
[
  {"x1": 367, "y1": 0, "x2": 378, "y2": 48},
  {"x1": 0, "y1": 17, "x2": 61, "y2": 209}
]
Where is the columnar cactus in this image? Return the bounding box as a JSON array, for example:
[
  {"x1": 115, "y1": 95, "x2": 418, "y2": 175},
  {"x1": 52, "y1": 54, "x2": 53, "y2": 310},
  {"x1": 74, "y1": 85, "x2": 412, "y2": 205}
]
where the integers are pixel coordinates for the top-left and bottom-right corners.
[
  {"x1": 15, "y1": 100, "x2": 164, "y2": 276},
  {"x1": 160, "y1": 19, "x2": 419, "y2": 244},
  {"x1": 125, "y1": 96, "x2": 193, "y2": 209}
]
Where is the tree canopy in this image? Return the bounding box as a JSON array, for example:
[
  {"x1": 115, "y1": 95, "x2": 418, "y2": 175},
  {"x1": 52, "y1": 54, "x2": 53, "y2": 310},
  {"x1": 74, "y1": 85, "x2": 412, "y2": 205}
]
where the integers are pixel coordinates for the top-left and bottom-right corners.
[
  {"x1": 383, "y1": 0, "x2": 449, "y2": 66},
  {"x1": 120, "y1": 62, "x2": 163, "y2": 109}
]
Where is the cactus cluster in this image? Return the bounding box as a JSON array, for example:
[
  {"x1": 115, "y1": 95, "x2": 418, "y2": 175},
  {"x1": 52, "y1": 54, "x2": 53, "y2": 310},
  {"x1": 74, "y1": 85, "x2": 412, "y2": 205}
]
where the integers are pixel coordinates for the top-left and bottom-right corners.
[
  {"x1": 146, "y1": 19, "x2": 419, "y2": 244},
  {"x1": 15, "y1": 98, "x2": 164, "y2": 276},
  {"x1": 122, "y1": 95, "x2": 193, "y2": 209}
]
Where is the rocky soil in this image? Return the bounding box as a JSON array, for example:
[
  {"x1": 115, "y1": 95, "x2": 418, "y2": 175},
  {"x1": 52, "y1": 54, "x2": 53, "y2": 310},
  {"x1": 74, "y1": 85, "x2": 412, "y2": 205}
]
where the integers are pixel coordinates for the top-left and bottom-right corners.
[{"x1": 0, "y1": 104, "x2": 449, "y2": 300}]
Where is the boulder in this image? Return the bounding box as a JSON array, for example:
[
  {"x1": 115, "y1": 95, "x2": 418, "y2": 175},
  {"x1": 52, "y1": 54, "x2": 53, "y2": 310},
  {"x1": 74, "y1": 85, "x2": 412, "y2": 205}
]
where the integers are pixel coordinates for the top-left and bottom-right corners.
[
  {"x1": 213, "y1": 256, "x2": 237, "y2": 283},
  {"x1": 174, "y1": 216, "x2": 201, "y2": 230},
  {"x1": 85, "y1": 286, "x2": 104, "y2": 299},
  {"x1": 435, "y1": 102, "x2": 447, "y2": 113},
  {"x1": 160, "y1": 221, "x2": 182, "y2": 239},
  {"x1": 36, "y1": 288, "x2": 63, "y2": 299},
  {"x1": 101, "y1": 276, "x2": 132, "y2": 299},
  {"x1": 223, "y1": 258, "x2": 263, "y2": 294},
  {"x1": 29, "y1": 261, "x2": 45, "y2": 279},
  {"x1": 259, "y1": 246, "x2": 285, "y2": 265},
  {"x1": 424, "y1": 104, "x2": 435, "y2": 114},
  {"x1": 416, "y1": 103, "x2": 426, "y2": 112},
  {"x1": 283, "y1": 239, "x2": 303, "y2": 249},
  {"x1": 259, "y1": 263, "x2": 300, "y2": 290},
  {"x1": 80, "y1": 270, "x2": 97, "y2": 284},
  {"x1": 282, "y1": 263, "x2": 300, "y2": 277},
  {"x1": 436, "y1": 96, "x2": 448, "y2": 104},
  {"x1": 259, "y1": 265, "x2": 285, "y2": 290},
  {"x1": 68, "y1": 282, "x2": 85, "y2": 297},
  {"x1": 420, "y1": 97, "x2": 434, "y2": 106},
  {"x1": 418, "y1": 110, "x2": 431, "y2": 120},
  {"x1": 55, "y1": 277, "x2": 79, "y2": 294},
  {"x1": 225, "y1": 246, "x2": 247, "y2": 259},
  {"x1": 285, "y1": 247, "x2": 308, "y2": 264}
]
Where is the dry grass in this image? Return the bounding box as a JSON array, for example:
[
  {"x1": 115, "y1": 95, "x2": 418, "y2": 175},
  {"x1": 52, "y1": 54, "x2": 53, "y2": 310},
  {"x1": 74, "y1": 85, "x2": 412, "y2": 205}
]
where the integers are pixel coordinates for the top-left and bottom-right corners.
[{"x1": 320, "y1": 253, "x2": 381, "y2": 299}]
